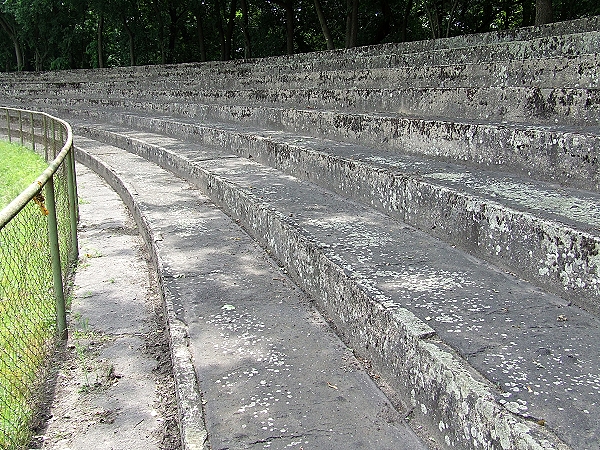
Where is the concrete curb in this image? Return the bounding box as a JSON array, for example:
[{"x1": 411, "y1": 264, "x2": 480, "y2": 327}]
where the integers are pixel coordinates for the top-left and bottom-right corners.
[
  {"x1": 24, "y1": 86, "x2": 599, "y2": 127},
  {"x1": 61, "y1": 101, "x2": 600, "y2": 192},
  {"x1": 75, "y1": 133, "x2": 571, "y2": 450},
  {"x1": 75, "y1": 149, "x2": 209, "y2": 450},
  {"x1": 76, "y1": 119, "x2": 600, "y2": 316}
]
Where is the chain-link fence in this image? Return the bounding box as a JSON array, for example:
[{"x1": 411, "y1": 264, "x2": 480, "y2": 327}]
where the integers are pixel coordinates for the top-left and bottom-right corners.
[{"x1": 0, "y1": 107, "x2": 78, "y2": 450}]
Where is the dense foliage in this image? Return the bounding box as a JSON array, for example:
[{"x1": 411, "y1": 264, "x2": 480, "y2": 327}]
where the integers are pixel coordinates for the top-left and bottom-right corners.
[{"x1": 0, "y1": 0, "x2": 598, "y2": 71}]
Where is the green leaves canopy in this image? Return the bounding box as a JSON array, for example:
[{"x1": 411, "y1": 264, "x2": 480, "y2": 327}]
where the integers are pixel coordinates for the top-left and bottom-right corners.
[{"x1": 0, "y1": 0, "x2": 598, "y2": 71}]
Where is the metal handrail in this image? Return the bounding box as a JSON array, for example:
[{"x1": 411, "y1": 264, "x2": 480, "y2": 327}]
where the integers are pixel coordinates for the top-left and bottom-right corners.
[
  {"x1": 0, "y1": 107, "x2": 73, "y2": 227},
  {"x1": 0, "y1": 106, "x2": 78, "y2": 339}
]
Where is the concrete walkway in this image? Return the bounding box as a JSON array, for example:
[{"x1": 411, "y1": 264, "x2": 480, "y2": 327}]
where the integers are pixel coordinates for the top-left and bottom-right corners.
[
  {"x1": 72, "y1": 118, "x2": 600, "y2": 450},
  {"x1": 39, "y1": 165, "x2": 180, "y2": 450},
  {"x1": 71, "y1": 142, "x2": 433, "y2": 449}
]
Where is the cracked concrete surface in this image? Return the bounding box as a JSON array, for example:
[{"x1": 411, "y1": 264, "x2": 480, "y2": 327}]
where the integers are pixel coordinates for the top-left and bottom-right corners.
[
  {"x1": 75, "y1": 139, "x2": 433, "y2": 450},
  {"x1": 3, "y1": 14, "x2": 599, "y2": 450}
]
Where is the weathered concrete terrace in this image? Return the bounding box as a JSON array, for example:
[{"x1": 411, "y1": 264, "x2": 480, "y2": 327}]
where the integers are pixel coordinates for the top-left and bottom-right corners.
[{"x1": 1, "y1": 15, "x2": 599, "y2": 450}]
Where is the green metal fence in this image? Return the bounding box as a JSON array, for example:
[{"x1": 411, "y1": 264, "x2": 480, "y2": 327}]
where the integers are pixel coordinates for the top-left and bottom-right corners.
[{"x1": 0, "y1": 107, "x2": 78, "y2": 449}]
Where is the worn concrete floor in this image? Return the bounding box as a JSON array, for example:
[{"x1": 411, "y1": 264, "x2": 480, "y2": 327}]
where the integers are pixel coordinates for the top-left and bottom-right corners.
[{"x1": 36, "y1": 165, "x2": 180, "y2": 450}]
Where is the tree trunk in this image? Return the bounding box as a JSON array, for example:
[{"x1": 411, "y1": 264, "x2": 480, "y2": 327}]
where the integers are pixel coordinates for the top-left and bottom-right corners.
[
  {"x1": 214, "y1": 0, "x2": 227, "y2": 60},
  {"x1": 424, "y1": 1, "x2": 441, "y2": 39},
  {"x1": 272, "y1": 0, "x2": 295, "y2": 54},
  {"x1": 445, "y1": 0, "x2": 460, "y2": 38},
  {"x1": 151, "y1": 0, "x2": 166, "y2": 64},
  {"x1": 0, "y1": 15, "x2": 24, "y2": 71},
  {"x1": 476, "y1": 0, "x2": 494, "y2": 32},
  {"x1": 400, "y1": 0, "x2": 413, "y2": 42},
  {"x1": 345, "y1": 0, "x2": 358, "y2": 48},
  {"x1": 13, "y1": 38, "x2": 23, "y2": 71},
  {"x1": 195, "y1": 12, "x2": 207, "y2": 62},
  {"x1": 521, "y1": 0, "x2": 535, "y2": 26},
  {"x1": 128, "y1": 33, "x2": 135, "y2": 65},
  {"x1": 371, "y1": 0, "x2": 394, "y2": 44},
  {"x1": 345, "y1": 0, "x2": 351, "y2": 47},
  {"x1": 285, "y1": 0, "x2": 295, "y2": 55},
  {"x1": 240, "y1": 0, "x2": 252, "y2": 58},
  {"x1": 167, "y1": 7, "x2": 181, "y2": 63},
  {"x1": 224, "y1": 0, "x2": 237, "y2": 60},
  {"x1": 313, "y1": 0, "x2": 334, "y2": 50},
  {"x1": 123, "y1": 18, "x2": 136, "y2": 66},
  {"x1": 373, "y1": 0, "x2": 392, "y2": 44},
  {"x1": 97, "y1": 14, "x2": 104, "y2": 68},
  {"x1": 535, "y1": 0, "x2": 552, "y2": 25}
]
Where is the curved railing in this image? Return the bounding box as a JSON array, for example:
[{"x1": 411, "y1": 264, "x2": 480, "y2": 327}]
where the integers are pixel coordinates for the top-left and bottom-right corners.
[{"x1": 0, "y1": 107, "x2": 78, "y2": 449}]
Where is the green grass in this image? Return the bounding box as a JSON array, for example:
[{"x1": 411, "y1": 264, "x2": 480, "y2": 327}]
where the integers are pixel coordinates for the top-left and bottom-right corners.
[
  {"x1": 0, "y1": 142, "x2": 54, "y2": 449},
  {"x1": 0, "y1": 141, "x2": 47, "y2": 209}
]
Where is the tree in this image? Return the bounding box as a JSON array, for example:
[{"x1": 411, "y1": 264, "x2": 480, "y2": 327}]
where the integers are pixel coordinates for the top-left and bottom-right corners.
[
  {"x1": 240, "y1": 0, "x2": 252, "y2": 57},
  {"x1": 121, "y1": 0, "x2": 143, "y2": 65},
  {"x1": 400, "y1": 0, "x2": 414, "y2": 41},
  {"x1": 422, "y1": 0, "x2": 463, "y2": 39},
  {"x1": 0, "y1": 11, "x2": 23, "y2": 70},
  {"x1": 97, "y1": 13, "x2": 105, "y2": 67},
  {"x1": 0, "y1": 0, "x2": 598, "y2": 71},
  {"x1": 535, "y1": 0, "x2": 552, "y2": 24},
  {"x1": 191, "y1": 0, "x2": 207, "y2": 61},
  {"x1": 213, "y1": 0, "x2": 238, "y2": 60},
  {"x1": 345, "y1": 0, "x2": 358, "y2": 47},
  {"x1": 270, "y1": 0, "x2": 295, "y2": 54},
  {"x1": 313, "y1": 0, "x2": 334, "y2": 49},
  {"x1": 521, "y1": 0, "x2": 535, "y2": 26}
]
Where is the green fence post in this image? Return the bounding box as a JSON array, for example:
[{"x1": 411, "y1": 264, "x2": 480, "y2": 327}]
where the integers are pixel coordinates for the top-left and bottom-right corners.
[
  {"x1": 6, "y1": 109, "x2": 11, "y2": 143},
  {"x1": 43, "y1": 116, "x2": 49, "y2": 161},
  {"x1": 30, "y1": 112, "x2": 35, "y2": 151},
  {"x1": 71, "y1": 144, "x2": 79, "y2": 222},
  {"x1": 45, "y1": 177, "x2": 68, "y2": 340},
  {"x1": 65, "y1": 148, "x2": 79, "y2": 263},
  {"x1": 18, "y1": 110, "x2": 23, "y2": 146},
  {"x1": 51, "y1": 119, "x2": 56, "y2": 159}
]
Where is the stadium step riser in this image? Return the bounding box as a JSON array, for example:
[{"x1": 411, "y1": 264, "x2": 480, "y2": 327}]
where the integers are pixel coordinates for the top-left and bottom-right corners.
[
  {"x1": 75, "y1": 117, "x2": 600, "y2": 316},
  {"x1": 75, "y1": 136, "x2": 570, "y2": 450}
]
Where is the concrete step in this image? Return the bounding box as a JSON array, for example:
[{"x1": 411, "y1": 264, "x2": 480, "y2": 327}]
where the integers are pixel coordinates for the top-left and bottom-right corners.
[
  {"x1": 222, "y1": 55, "x2": 599, "y2": 90},
  {"x1": 1, "y1": 17, "x2": 597, "y2": 87},
  {"x1": 5, "y1": 52, "x2": 599, "y2": 92},
  {"x1": 15, "y1": 85, "x2": 597, "y2": 127},
  {"x1": 3, "y1": 13, "x2": 597, "y2": 450},
  {"x1": 43, "y1": 100, "x2": 600, "y2": 192},
  {"x1": 171, "y1": 28, "x2": 599, "y2": 75},
  {"x1": 7, "y1": 50, "x2": 599, "y2": 131},
  {"x1": 73, "y1": 120, "x2": 600, "y2": 450},
  {"x1": 69, "y1": 111, "x2": 600, "y2": 315},
  {"x1": 73, "y1": 135, "x2": 432, "y2": 450}
]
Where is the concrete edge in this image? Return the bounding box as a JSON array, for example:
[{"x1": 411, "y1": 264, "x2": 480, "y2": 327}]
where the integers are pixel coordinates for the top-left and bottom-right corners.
[
  {"x1": 76, "y1": 120, "x2": 600, "y2": 315},
  {"x1": 76, "y1": 129, "x2": 572, "y2": 450},
  {"x1": 193, "y1": 160, "x2": 572, "y2": 450},
  {"x1": 74, "y1": 148, "x2": 209, "y2": 450},
  {"x1": 10, "y1": 86, "x2": 600, "y2": 129},
  {"x1": 74, "y1": 102, "x2": 600, "y2": 192}
]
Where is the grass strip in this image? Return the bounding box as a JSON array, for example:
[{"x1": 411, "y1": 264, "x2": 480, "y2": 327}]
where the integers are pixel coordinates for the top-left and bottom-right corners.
[
  {"x1": 0, "y1": 141, "x2": 48, "y2": 209},
  {"x1": 0, "y1": 142, "x2": 54, "y2": 449}
]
